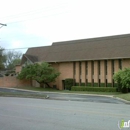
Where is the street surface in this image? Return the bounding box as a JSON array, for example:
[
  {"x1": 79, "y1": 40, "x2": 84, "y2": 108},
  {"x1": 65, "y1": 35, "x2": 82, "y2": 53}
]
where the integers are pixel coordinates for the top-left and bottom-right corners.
[{"x1": 0, "y1": 97, "x2": 130, "y2": 130}]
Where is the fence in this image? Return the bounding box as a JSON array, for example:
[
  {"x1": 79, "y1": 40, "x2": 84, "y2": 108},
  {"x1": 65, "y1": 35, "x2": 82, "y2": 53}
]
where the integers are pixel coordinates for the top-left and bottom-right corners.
[{"x1": 0, "y1": 75, "x2": 31, "y2": 88}]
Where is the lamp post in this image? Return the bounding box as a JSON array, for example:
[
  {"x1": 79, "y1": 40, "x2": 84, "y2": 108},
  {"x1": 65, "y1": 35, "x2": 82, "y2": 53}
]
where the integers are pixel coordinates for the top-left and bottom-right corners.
[{"x1": 0, "y1": 23, "x2": 7, "y2": 29}]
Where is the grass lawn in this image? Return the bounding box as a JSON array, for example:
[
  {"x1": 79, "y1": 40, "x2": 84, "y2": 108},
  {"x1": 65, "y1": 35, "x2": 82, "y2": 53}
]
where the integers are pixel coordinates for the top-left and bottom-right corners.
[
  {"x1": 13, "y1": 86, "x2": 130, "y2": 101},
  {"x1": 0, "y1": 91, "x2": 47, "y2": 99},
  {"x1": 14, "y1": 86, "x2": 120, "y2": 95},
  {"x1": 114, "y1": 93, "x2": 130, "y2": 101}
]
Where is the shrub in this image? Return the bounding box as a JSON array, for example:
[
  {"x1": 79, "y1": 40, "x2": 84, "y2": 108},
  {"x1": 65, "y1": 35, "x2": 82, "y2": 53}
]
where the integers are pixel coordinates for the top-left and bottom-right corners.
[
  {"x1": 65, "y1": 78, "x2": 74, "y2": 90},
  {"x1": 113, "y1": 68, "x2": 130, "y2": 93},
  {"x1": 5, "y1": 73, "x2": 9, "y2": 76},
  {"x1": 71, "y1": 86, "x2": 116, "y2": 92}
]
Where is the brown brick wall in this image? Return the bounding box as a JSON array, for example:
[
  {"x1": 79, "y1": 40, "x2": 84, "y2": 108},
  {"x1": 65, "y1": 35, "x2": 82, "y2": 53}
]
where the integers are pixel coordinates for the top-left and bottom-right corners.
[
  {"x1": 15, "y1": 65, "x2": 22, "y2": 73},
  {"x1": 114, "y1": 60, "x2": 119, "y2": 73},
  {"x1": 50, "y1": 59, "x2": 130, "y2": 89},
  {"x1": 122, "y1": 59, "x2": 130, "y2": 69},
  {"x1": 0, "y1": 75, "x2": 31, "y2": 88},
  {"x1": 81, "y1": 61, "x2": 86, "y2": 83},
  {"x1": 75, "y1": 62, "x2": 80, "y2": 85},
  {"x1": 8, "y1": 59, "x2": 130, "y2": 90},
  {"x1": 51, "y1": 62, "x2": 73, "y2": 90}
]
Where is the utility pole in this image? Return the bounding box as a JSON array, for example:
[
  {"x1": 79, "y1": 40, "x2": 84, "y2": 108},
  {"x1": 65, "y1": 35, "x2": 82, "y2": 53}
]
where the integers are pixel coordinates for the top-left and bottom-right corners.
[{"x1": 0, "y1": 23, "x2": 7, "y2": 29}]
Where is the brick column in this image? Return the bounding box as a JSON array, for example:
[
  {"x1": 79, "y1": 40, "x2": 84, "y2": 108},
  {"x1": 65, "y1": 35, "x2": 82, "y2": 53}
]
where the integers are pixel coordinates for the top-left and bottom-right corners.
[
  {"x1": 100, "y1": 60, "x2": 105, "y2": 86},
  {"x1": 107, "y1": 60, "x2": 112, "y2": 85},
  {"x1": 87, "y1": 61, "x2": 92, "y2": 86},
  {"x1": 94, "y1": 61, "x2": 98, "y2": 86},
  {"x1": 75, "y1": 62, "x2": 80, "y2": 85},
  {"x1": 114, "y1": 60, "x2": 119, "y2": 73},
  {"x1": 81, "y1": 61, "x2": 86, "y2": 85}
]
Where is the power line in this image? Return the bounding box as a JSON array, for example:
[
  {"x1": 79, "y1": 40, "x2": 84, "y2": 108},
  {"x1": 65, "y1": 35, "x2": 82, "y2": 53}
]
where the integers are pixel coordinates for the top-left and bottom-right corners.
[
  {"x1": 6, "y1": 10, "x2": 69, "y2": 25},
  {"x1": 4, "y1": 47, "x2": 29, "y2": 50},
  {"x1": 1, "y1": 3, "x2": 69, "y2": 25},
  {"x1": 0, "y1": 3, "x2": 67, "y2": 20}
]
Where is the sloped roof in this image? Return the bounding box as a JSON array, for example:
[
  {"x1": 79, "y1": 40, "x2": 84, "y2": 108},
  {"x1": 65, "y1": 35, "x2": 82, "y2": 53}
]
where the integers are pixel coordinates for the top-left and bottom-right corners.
[{"x1": 25, "y1": 34, "x2": 130, "y2": 63}]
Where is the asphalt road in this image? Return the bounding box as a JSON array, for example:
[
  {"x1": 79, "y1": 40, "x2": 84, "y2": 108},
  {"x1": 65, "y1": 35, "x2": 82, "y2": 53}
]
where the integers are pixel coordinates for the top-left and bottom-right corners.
[
  {"x1": 0, "y1": 88, "x2": 125, "y2": 104},
  {"x1": 0, "y1": 97, "x2": 130, "y2": 130}
]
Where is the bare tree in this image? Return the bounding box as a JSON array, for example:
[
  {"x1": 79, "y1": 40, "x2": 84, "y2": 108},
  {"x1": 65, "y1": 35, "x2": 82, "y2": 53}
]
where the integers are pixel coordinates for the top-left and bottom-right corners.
[
  {"x1": 4, "y1": 51, "x2": 22, "y2": 69},
  {"x1": 0, "y1": 46, "x2": 6, "y2": 70}
]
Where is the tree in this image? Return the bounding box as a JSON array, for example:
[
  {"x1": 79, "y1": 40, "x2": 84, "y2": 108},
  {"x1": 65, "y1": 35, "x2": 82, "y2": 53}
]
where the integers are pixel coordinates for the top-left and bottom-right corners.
[
  {"x1": 113, "y1": 68, "x2": 130, "y2": 93},
  {"x1": 4, "y1": 51, "x2": 22, "y2": 69},
  {"x1": 17, "y1": 62, "x2": 60, "y2": 88},
  {"x1": 0, "y1": 47, "x2": 6, "y2": 70}
]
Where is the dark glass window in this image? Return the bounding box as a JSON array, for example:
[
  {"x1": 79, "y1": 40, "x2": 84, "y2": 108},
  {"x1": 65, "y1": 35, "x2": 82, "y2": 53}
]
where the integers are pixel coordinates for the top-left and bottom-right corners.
[
  {"x1": 119, "y1": 59, "x2": 122, "y2": 70},
  {"x1": 73, "y1": 62, "x2": 76, "y2": 75}
]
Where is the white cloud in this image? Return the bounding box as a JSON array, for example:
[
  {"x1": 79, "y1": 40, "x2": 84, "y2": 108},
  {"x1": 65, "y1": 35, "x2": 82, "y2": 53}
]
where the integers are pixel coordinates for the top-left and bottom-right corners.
[
  {"x1": 11, "y1": 40, "x2": 22, "y2": 48},
  {"x1": 0, "y1": 0, "x2": 130, "y2": 49}
]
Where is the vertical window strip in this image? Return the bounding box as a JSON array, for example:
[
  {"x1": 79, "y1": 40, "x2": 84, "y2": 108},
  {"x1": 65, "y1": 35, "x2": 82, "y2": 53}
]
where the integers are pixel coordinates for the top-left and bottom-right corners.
[
  {"x1": 91, "y1": 61, "x2": 94, "y2": 86},
  {"x1": 112, "y1": 60, "x2": 115, "y2": 87},
  {"x1": 119, "y1": 59, "x2": 122, "y2": 70},
  {"x1": 112, "y1": 60, "x2": 114, "y2": 75}
]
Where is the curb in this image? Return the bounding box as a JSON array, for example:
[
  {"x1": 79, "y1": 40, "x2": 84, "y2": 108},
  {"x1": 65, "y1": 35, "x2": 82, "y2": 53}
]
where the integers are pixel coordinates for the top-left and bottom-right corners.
[{"x1": 113, "y1": 97, "x2": 130, "y2": 104}]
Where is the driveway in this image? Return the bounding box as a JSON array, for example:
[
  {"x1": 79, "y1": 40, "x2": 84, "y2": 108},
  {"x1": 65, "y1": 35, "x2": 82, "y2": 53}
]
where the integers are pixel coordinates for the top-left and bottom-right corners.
[{"x1": 0, "y1": 87, "x2": 125, "y2": 104}]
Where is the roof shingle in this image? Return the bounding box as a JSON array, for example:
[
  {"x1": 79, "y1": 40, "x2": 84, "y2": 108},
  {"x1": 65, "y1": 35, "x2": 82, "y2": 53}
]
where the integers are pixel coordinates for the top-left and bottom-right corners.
[{"x1": 24, "y1": 34, "x2": 130, "y2": 63}]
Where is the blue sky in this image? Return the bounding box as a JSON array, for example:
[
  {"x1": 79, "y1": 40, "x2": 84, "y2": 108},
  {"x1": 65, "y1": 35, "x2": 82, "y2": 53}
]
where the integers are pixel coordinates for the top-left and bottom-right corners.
[{"x1": 0, "y1": 0, "x2": 130, "y2": 53}]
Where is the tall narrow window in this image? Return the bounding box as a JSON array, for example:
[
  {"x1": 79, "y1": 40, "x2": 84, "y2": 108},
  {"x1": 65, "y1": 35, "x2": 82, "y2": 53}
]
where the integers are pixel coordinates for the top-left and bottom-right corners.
[
  {"x1": 105, "y1": 60, "x2": 107, "y2": 75},
  {"x1": 105, "y1": 79, "x2": 107, "y2": 87},
  {"x1": 112, "y1": 60, "x2": 115, "y2": 87},
  {"x1": 98, "y1": 61, "x2": 101, "y2": 87},
  {"x1": 119, "y1": 59, "x2": 122, "y2": 70},
  {"x1": 98, "y1": 79, "x2": 100, "y2": 87},
  {"x1": 91, "y1": 61, "x2": 94, "y2": 86},
  {"x1": 85, "y1": 62, "x2": 88, "y2": 86}
]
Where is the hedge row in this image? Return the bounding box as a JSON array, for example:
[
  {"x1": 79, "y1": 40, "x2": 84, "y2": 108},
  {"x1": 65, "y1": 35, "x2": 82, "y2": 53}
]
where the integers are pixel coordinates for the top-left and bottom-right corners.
[{"x1": 71, "y1": 86, "x2": 116, "y2": 92}]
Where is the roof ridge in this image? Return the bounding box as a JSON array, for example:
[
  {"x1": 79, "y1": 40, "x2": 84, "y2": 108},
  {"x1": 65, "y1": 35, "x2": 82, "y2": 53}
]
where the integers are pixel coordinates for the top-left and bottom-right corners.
[{"x1": 52, "y1": 33, "x2": 130, "y2": 46}]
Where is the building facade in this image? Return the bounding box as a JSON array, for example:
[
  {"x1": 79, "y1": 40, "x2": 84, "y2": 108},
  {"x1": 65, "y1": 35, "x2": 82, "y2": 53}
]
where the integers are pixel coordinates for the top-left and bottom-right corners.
[{"x1": 20, "y1": 34, "x2": 130, "y2": 90}]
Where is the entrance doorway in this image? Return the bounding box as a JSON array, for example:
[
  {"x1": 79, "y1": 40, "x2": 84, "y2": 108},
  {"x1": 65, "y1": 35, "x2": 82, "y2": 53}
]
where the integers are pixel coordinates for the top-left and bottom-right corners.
[{"x1": 62, "y1": 80, "x2": 65, "y2": 90}]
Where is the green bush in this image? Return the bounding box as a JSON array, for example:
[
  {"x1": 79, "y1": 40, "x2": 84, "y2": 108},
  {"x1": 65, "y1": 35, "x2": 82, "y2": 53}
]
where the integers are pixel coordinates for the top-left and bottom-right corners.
[
  {"x1": 71, "y1": 86, "x2": 116, "y2": 92},
  {"x1": 5, "y1": 73, "x2": 9, "y2": 76},
  {"x1": 113, "y1": 68, "x2": 130, "y2": 93},
  {"x1": 65, "y1": 79, "x2": 74, "y2": 90}
]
